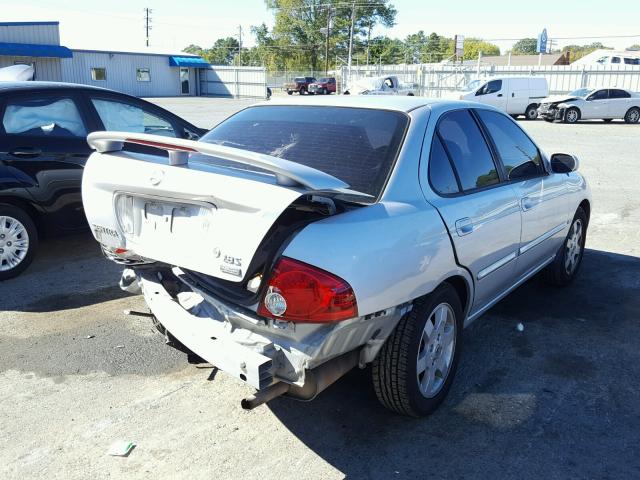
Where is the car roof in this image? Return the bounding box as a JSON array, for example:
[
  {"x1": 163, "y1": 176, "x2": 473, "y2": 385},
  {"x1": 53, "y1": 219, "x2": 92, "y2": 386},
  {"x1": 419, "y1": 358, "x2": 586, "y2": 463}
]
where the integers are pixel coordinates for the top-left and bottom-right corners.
[
  {"x1": 0, "y1": 81, "x2": 115, "y2": 93},
  {"x1": 261, "y1": 95, "x2": 451, "y2": 113}
]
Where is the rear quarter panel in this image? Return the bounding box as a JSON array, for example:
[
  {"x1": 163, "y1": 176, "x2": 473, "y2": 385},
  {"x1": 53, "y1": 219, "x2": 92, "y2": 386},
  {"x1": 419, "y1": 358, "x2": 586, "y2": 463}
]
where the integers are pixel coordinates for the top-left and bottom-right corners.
[{"x1": 283, "y1": 104, "x2": 472, "y2": 317}]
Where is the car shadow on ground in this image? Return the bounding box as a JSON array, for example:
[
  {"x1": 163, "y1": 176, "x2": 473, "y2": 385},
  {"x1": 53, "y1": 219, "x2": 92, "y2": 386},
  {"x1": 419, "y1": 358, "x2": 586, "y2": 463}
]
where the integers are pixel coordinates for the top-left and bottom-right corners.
[
  {"x1": 2, "y1": 232, "x2": 127, "y2": 313},
  {"x1": 266, "y1": 248, "x2": 640, "y2": 479}
]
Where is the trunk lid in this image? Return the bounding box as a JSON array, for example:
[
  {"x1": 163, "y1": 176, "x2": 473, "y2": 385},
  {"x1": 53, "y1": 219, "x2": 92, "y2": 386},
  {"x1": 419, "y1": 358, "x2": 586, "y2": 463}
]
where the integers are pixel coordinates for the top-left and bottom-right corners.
[{"x1": 82, "y1": 132, "x2": 348, "y2": 282}]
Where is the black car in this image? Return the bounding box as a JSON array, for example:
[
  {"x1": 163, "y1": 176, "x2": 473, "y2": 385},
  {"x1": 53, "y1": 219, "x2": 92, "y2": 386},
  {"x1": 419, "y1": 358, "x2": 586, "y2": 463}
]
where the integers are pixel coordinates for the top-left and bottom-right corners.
[{"x1": 0, "y1": 81, "x2": 205, "y2": 280}]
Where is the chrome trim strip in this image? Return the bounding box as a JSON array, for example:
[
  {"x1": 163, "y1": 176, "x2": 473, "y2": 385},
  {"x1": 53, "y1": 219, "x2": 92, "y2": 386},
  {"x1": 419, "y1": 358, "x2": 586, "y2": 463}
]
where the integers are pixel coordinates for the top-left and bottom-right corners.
[
  {"x1": 519, "y1": 222, "x2": 567, "y2": 255},
  {"x1": 466, "y1": 254, "x2": 556, "y2": 325},
  {"x1": 477, "y1": 251, "x2": 518, "y2": 280}
]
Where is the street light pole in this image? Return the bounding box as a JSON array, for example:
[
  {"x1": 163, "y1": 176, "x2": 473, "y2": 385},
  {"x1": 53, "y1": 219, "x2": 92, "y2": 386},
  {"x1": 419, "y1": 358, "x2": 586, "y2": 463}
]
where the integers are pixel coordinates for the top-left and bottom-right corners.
[{"x1": 347, "y1": 1, "x2": 355, "y2": 79}]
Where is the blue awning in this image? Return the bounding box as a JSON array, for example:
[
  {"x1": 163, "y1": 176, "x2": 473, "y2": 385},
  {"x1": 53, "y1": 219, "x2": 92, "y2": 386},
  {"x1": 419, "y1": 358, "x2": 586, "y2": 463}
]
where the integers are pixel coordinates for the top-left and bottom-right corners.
[
  {"x1": 169, "y1": 56, "x2": 210, "y2": 68},
  {"x1": 0, "y1": 42, "x2": 73, "y2": 58}
]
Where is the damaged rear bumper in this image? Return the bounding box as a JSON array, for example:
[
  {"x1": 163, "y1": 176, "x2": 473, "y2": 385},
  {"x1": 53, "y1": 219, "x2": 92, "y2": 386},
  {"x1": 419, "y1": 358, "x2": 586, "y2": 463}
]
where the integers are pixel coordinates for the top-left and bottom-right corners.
[{"x1": 136, "y1": 268, "x2": 408, "y2": 394}]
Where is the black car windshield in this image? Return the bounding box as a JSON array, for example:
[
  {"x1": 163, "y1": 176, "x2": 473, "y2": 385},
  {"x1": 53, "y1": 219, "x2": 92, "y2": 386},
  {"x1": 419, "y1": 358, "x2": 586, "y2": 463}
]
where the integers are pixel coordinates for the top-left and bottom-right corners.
[
  {"x1": 294, "y1": 77, "x2": 306, "y2": 82},
  {"x1": 568, "y1": 88, "x2": 594, "y2": 98},
  {"x1": 200, "y1": 105, "x2": 409, "y2": 201}
]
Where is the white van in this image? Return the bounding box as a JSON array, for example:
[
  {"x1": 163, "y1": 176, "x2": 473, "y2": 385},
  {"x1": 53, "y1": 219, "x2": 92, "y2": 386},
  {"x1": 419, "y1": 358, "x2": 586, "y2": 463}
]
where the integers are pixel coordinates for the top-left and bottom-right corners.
[{"x1": 458, "y1": 76, "x2": 549, "y2": 119}]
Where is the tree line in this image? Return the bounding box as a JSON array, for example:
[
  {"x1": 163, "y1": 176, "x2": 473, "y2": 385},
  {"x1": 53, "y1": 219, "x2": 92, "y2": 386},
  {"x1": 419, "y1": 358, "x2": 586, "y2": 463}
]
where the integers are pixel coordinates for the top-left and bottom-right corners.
[{"x1": 183, "y1": 1, "x2": 637, "y2": 71}]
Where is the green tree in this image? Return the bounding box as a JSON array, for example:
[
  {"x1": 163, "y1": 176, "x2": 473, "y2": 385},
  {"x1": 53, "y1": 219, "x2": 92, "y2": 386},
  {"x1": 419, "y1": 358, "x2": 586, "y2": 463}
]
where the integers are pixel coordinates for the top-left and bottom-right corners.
[
  {"x1": 463, "y1": 38, "x2": 500, "y2": 60},
  {"x1": 206, "y1": 37, "x2": 241, "y2": 65},
  {"x1": 626, "y1": 44, "x2": 640, "y2": 51},
  {"x1": 183, "y1": 44, "x2": 205, "y2": 56},
  {"x1": 562, "y1": 42, "x2": 611, "y2": 61},
  {"x1": 264, "y1": 0, "x2": 397, "y2": 71},
  {"x1": 512, "y1": 38, "x2": 538, "y2": 55},
  {"x1": 368, "y1": 36, "x2": 405, "y2": 64}
]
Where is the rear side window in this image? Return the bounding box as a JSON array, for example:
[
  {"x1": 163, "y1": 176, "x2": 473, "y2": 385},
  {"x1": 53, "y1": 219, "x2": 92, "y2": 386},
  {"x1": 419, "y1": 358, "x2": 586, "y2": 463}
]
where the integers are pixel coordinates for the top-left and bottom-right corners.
[
  {"x1": 200, "y1": 106, "x2": 408, "y2": 201},
  {"x1": 437, "y1": 110, "x2": 499, "y2": 191},
  {"x1": 428, "y1": 135, "x2": 459, "y2": 195},
  {"x1": 2, "y1": 96, "x2": 87, "y2": 137},
  {"x1": 588, "y1": 89, "x2": 608, "y2": 101},
  {"x1": 476, "y1": 80, "x2": 502, "y2": 96},
  {"x1": 476, "y1": 110, "x2": 543, "y2": 180},
  {"x1": 91, "y1": 98, "x2": 176, "y2": 137},
  {"x1": 609, "y1": 89, "x2": 631, "y2": 99}
]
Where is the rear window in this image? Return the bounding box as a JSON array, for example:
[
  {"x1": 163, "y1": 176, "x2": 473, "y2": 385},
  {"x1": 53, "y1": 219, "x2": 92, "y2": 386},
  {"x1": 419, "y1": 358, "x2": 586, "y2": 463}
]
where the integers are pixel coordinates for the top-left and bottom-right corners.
[{"x1": 200, "y1": 106, "x2": 408, "y2": 201}]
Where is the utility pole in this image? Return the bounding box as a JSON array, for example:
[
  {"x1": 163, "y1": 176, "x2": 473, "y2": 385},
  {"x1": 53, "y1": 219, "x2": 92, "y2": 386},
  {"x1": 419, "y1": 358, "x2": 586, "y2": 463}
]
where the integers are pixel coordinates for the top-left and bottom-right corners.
[
  {"x1": 324, "y1": 7, "x2": 331, "y2": 75},
  {"x1": 347, "y1": 1, "x2": 355, "y2": 77},
  {"x1": 143, "y1": 8, "x2": 152, "y2": 47},
  {"x1": 237, "y1": 25, "x2": 243, "y2": 66}
]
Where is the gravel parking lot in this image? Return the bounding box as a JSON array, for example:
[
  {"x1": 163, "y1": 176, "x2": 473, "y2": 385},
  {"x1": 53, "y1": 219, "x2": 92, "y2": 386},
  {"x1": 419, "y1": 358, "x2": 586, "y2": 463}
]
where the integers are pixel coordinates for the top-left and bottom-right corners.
[{"x1": 2, "y1": 97, "x2": 639, "y2": 480}]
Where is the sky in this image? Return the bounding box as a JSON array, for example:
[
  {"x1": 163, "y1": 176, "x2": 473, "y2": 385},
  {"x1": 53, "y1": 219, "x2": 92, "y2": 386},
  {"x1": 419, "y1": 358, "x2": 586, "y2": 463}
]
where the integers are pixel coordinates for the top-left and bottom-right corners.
[{"x1": 4, "y1": 0, "x2": 640, "y2": 53}]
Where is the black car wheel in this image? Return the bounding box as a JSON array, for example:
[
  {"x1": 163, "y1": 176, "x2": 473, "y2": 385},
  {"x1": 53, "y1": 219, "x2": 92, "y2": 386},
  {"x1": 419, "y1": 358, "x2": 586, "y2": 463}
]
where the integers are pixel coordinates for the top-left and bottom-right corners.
[
  {"x1": 525, "y1": 104, "x2": 539, "y2": 120},
  {"x1": 372, "y1": 283, "x2": 463, "y2": 417},
  {"x1": 624, "y1": 107, "x2": 640, "y2": 124},
  {"x1": 564, "y1": 107, "x2": 580, "y2": 124},
  {"x1": 544, "y1": 207, "x2": 588, "y2": 286},
  {"x1": 0, "y1": 204, "x2": 38, "y2": 281}
]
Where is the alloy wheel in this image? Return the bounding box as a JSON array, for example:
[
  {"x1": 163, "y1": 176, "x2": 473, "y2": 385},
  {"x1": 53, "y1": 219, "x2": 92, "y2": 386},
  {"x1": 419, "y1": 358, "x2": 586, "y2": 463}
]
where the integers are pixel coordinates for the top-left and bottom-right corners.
[
  {"x1": 416, "y1": 303, "x2": 456, "y2": 398},
  {"x1": 565, "y1": 219, "x2": 583, "y2": 275}
]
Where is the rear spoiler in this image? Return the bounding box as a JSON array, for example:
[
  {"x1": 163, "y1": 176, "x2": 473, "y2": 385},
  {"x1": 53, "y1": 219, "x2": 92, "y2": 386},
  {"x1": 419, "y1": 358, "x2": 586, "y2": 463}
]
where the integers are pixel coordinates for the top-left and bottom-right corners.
[{"x1": 86, "y1": 131, "x2": 349, "y2": 191}]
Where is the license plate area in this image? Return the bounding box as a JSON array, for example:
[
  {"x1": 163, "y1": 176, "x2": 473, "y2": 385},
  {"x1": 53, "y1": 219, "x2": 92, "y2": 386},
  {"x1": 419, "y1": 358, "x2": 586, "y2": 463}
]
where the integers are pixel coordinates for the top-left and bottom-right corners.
[{"x1": 115, "y1": 193, "x2": 215, "y2": 244}]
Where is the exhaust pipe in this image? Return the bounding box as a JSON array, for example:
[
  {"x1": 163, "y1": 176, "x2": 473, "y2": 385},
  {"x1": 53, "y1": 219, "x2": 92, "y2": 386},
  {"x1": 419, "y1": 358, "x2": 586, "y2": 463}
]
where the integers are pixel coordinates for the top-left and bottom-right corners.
[{"x1": 240, "y1": 349, "x2": 361, "y2": 410}]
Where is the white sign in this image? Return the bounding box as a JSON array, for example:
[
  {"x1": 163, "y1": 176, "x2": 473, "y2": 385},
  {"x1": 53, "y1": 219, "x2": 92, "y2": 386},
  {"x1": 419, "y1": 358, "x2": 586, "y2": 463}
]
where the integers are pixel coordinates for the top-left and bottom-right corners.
[{"x1": 455, "y1": 35, "x2": 465, "y2": 59}]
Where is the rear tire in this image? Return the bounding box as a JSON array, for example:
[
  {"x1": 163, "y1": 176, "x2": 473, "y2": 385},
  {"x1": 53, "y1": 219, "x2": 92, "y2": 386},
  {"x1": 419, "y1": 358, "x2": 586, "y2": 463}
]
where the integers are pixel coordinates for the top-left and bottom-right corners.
[
  {"x1": 0, "y1": 204, "x2": 38, "y2": 281},
  {"x1": 525, "y1": 104, "x2": 539, "y2": 120},
  {"x1": 300, "y1": 87, "x2": 307, "y2": 95},
  {"x1": 372, "y1": 283, "x2": 463, "y2": 417},
  {"x1": 564, "y1": 107, "x2": 580, "y2": 124},
  {"x1": 544, "y1": 207, "x2": 587, "y2": 286},
  {"x1": 624, "y1": 107, "x2": 640, "y2": 124},
  {"x1": 287, "y1": 90, "x2": 293, "y2": 96}
]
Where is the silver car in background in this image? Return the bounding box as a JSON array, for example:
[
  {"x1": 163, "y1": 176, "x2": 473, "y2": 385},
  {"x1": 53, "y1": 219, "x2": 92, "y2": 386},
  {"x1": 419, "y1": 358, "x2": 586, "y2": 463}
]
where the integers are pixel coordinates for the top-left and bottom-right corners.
[{"x1": 82, "y1": 97, "x2": 591, "y2": 417}]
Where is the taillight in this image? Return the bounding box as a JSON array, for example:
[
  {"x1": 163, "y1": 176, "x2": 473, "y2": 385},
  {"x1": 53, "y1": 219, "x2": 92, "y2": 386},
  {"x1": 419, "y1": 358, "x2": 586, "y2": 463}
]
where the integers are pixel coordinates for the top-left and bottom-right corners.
[{"x1": 257, "y1": 257, "x2": 357, "y2": 323}]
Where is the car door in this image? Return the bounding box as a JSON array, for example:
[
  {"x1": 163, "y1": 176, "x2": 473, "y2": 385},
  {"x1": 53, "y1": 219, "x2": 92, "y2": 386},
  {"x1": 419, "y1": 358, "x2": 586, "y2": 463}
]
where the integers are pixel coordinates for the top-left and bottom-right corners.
[
  {"x1": 583, "y1": 89, "x2": 610, "y2": 118},
  {"x1": 425, "y1": 109, "x2": 521, "y2": 313},
  {"x1": 0, "y1": 90, "x2": 93, "y2": 232},
  {"x1": 475, "y1": 109, "x2": 570, "y2": 278},
  {"x1": 608, "y1": 89, "x2": 632, "y2": 118},
  {"x1": 507, "y1": 78, "x2": 529, "y2": 115},
  {"x1": 474, "y1": 79, "x2": 507, "y2": 111}
]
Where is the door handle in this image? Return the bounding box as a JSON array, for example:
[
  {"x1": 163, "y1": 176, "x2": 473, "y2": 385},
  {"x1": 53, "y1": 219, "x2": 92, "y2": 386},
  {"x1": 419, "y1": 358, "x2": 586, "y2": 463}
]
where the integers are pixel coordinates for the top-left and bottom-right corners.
[
  {"x1": 9, "y1": 147, "x2": 42, "y2": 159},
  {"x1": 511, "y1": 92, "x2": 515, "y2": 97},
  {"x1": 497, "y1": 94, "x2": 503, "y2": 97},
  {"x1": 455, "y1": 218, "x2": 474, "y2": 236},
  {"x1": 521, "y1": 197, "x2": 536, "y2": 211}
]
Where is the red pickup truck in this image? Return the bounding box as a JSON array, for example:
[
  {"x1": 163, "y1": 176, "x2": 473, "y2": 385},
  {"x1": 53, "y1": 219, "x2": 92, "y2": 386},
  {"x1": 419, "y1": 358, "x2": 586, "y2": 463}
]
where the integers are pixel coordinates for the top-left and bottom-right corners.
[
  {"x1": 284, "y1": 77, "x2": 316, "y2": 95},
  {"x1": 308, "y1": 77, "x2": 337, "y2": 95}
]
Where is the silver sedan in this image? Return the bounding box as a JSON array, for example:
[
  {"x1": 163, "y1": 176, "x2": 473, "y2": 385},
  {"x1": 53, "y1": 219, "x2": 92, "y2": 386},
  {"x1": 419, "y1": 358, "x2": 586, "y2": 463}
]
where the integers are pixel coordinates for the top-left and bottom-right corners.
[{"x1": 82, "y1": 96, "x2": 592, "y2": 417}]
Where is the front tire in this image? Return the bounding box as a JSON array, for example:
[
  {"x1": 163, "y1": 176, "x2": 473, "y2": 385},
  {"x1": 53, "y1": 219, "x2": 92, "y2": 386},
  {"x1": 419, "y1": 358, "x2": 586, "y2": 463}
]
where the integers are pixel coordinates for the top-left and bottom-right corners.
[
  {"x1": 624, "y1": 107, "x2": 640, "y2": 124},
  {"x1": 372, "y1": 283, "x2": 463, "y2": 417},
  {"x1": 544, "y1": 207, "x2": 587, "y2": 286},
  {"x1": 564, "y1": 107, "x2": 580, "y2": 124},
  {"x1": 299, "y1": 87, "x2": 307, "y2": 95},
  {"x1": 0, "y1": 204, "x2": 38, "y2": 281}
]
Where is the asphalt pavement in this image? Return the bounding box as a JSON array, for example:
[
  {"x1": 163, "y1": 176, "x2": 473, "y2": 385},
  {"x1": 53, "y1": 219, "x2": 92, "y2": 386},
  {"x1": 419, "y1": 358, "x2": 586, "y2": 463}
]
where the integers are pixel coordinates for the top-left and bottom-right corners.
[{"x1": 1, "y1": 97, "x2": 639, "y2": 480}]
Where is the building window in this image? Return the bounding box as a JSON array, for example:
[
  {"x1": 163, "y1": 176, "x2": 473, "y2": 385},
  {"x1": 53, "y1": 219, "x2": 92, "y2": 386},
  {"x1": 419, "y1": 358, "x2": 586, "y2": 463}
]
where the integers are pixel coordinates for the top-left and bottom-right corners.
[
  {"x1": 91, "y1": 68, "x2": 106, "y2": 81},
  {"x1": 136, "y1": 68, "x2": 151, "y2": 82}
]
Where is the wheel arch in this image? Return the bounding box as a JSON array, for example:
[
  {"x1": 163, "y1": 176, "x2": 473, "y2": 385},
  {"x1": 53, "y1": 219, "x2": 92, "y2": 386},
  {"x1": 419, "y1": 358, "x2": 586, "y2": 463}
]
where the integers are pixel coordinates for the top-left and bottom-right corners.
[{"x1": 0, "y1": 196, "x2": 44, "y2": 237}]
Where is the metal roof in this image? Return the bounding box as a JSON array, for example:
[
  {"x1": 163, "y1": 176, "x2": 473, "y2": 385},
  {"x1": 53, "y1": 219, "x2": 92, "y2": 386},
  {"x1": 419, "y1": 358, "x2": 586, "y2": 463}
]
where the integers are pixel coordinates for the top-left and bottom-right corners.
[
  {"x1": 0, "y1": 21, "x2": 59, "y2": 26},
  {"x1": 0, "y1": 42, "x2": 72, "y2": 58}
]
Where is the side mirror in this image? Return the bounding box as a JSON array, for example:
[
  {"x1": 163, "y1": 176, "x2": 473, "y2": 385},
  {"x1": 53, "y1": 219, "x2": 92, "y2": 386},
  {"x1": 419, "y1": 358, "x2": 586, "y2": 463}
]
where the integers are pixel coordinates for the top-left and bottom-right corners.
[{"x1": 550, "y1": 153, "x2": 579, "y2": 173}]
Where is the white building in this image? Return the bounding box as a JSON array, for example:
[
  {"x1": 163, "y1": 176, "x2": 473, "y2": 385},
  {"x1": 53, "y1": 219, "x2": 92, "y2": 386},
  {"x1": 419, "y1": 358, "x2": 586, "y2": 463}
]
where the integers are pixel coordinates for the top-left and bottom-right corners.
[{"x1": 0, "y1": 21, "x2": 210, "y2": 96}]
